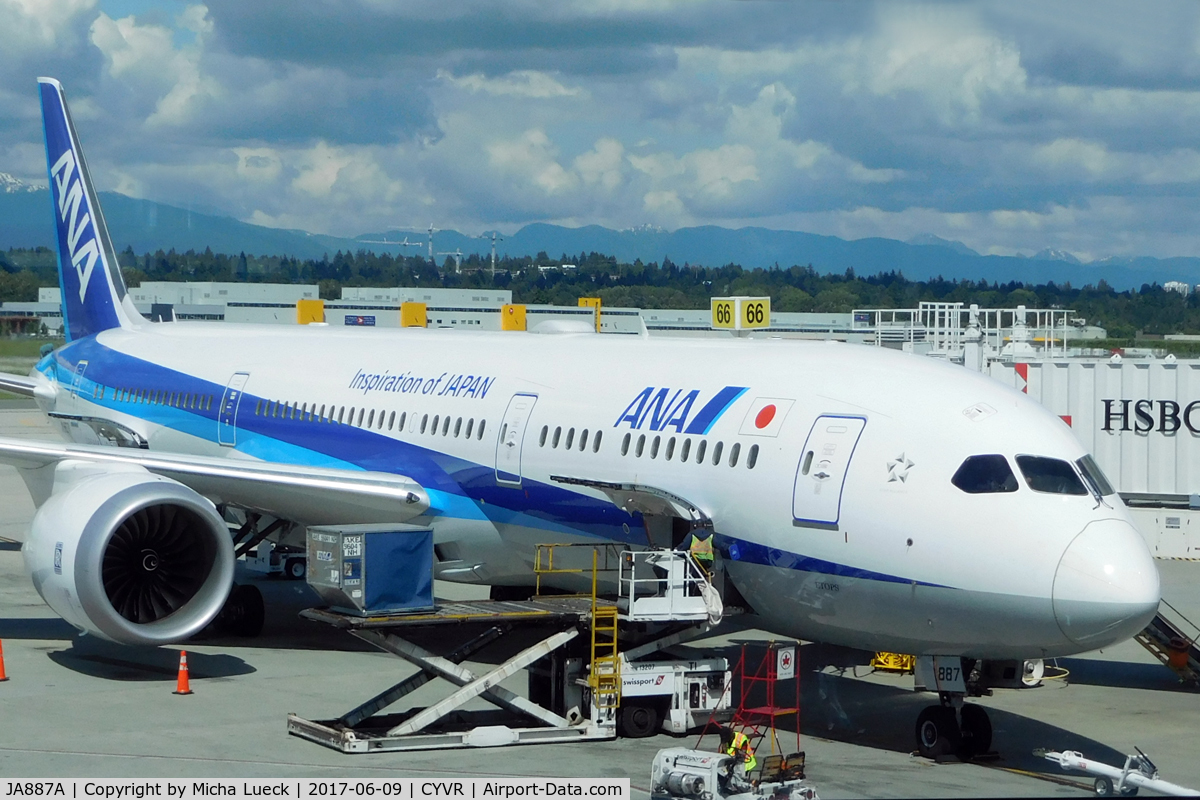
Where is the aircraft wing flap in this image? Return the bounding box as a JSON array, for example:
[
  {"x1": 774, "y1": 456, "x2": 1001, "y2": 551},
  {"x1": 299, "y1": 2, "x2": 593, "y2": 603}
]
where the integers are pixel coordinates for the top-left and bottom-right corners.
[
  {"x1": 0, "y1": 436, "x2": 429, "y2": 526},
  {"x1": 550, "y1": 474, "x2": 711, "y2": 524}
]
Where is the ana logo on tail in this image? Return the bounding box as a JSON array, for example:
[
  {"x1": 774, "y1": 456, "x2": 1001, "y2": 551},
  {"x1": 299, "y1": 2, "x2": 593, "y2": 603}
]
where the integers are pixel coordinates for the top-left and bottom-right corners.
[{"x1": 48, "y1": 148, "x2": 98, "y2": 303}]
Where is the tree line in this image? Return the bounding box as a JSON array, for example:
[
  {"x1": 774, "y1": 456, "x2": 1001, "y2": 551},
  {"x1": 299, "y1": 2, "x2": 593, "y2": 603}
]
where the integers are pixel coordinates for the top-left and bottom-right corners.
[{"x1": 4, "y1": 245, "x2": 1200, "y2": 338}]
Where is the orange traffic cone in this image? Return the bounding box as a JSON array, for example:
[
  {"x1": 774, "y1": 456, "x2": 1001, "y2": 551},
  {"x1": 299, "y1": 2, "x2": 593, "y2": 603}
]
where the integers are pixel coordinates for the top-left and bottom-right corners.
[
  {"x1": 0, "y1": 639, "x2": 8, "y2": 682},
  {"x1": 173, "y1": 650, "x2": 192, "y2": 695}
]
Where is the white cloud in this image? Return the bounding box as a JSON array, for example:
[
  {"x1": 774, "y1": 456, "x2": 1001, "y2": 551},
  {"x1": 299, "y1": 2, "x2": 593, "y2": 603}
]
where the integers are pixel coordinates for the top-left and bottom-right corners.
[
  {"x1": 291, "y1": 141, "x2": 353, "y2": 197},
  {"x1": 89, "y1": 7, "x2": 220, "y2": 126},
  {"x1": 234, "y1": 147, "x2": 282, "y2": 182},
  {"x1": 1, "y1": 0, "x2": 96, "y2": 52},
  {"x1": 487, "y1": 129, "x2": 578, "y2": 194},
  {"x1": 438, "y1": 69, "x2": 583, "y2": 99},
  {"x1": 574, "y1": 138, "x2": 625, "y2": 190},
  {"x1": 688, "y1": 144, "x2": 758, "y2": 197},
  {"x1": 862, "y1": 10, "x2": 1029, "y2": 124}
]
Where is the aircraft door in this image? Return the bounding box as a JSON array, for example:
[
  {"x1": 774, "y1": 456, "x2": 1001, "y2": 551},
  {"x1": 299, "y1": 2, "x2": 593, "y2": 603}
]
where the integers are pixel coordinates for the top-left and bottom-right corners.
[
  {"x1": 69, "y1": 360, "x2": 89, "y2": 399},
  {"x1": 217, "y1": 371, "x2": 250, "y2": 447},
  {"x1": 495, "y1": 392, "x2": 538, "y2": 485},
  {"x1": 792, "y1": 415, "x2": 866, "y2": 527}
]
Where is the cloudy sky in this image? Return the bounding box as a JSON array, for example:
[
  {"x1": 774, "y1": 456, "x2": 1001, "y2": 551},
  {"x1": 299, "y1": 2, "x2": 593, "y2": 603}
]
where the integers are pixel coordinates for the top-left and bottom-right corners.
[{"x1": 4, "y1": 1, "x2": 1200, "y2": 260}]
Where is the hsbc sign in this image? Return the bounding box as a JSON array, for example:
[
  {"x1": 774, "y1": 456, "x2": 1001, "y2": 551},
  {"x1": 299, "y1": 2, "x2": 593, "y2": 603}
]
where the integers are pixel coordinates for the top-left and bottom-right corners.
[{"x1": 1101, "y1": 400, "x2": 1200, "y2": 434}]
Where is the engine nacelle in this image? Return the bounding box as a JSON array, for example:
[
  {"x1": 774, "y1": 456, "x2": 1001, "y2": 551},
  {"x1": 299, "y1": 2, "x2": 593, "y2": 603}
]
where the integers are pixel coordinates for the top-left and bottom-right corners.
[{"x1": 23, "y1": 463, "x2": 235, "y2": 645}]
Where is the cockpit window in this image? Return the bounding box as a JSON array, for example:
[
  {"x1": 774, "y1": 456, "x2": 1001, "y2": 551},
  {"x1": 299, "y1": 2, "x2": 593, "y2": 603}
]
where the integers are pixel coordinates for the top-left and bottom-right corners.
[
  {"x1": 1016, "y1": 455, "x2": 1088, "y2": 495},
  {"x1": 1076, "y1": 454, "x2": 1115, "y2": 497},
  {"x1": 951, "y1": 455, "x2": 1018, "y2": 494}
]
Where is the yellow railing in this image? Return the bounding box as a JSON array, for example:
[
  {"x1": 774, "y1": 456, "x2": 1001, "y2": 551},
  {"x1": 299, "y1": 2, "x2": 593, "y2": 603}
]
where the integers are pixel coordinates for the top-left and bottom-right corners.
[{"x1": 533, "y1": 543, "x2": 622, "y2": 708}]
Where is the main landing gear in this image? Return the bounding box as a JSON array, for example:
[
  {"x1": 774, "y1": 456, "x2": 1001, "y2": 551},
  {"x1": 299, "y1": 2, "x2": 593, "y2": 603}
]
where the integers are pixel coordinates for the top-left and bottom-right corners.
[{"x1": 915, "y1": 694, "x2": 992, "y2": 760}]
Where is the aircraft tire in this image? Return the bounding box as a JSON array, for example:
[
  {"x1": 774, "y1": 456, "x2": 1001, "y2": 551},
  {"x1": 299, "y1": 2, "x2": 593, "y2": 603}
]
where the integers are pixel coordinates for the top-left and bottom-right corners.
[
  {"x1": 915, "y1": 705, "x2": 960, "y2": 759},
  {"x1": 228, "y1": 584, "x2": 265, "y2": 637},
  {"x1": 958, "y1": 704, "x2": 992, "y2": 759},
  {"x1": 286, "y1": 558, "x2": 306, "y2": 581},
  {"x1": 618, "y1": 702, "x2": 660, "y2": 738}
]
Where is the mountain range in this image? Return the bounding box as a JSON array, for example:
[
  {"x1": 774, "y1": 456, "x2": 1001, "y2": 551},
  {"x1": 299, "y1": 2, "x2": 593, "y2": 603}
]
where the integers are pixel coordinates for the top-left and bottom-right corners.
[{"x1": 3, "y1": 174, "x2": 1198, "y2": 290}]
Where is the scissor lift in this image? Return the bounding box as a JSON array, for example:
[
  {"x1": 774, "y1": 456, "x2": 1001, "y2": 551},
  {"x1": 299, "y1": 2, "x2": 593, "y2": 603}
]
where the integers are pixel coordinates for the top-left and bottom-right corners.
[{"x1": 287, "y1": 543, "x2": 727, "y2": 753}]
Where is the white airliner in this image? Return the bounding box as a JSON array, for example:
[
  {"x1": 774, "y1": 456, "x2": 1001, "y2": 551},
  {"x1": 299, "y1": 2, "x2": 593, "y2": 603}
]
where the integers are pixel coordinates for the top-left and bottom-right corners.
[{"x1": 0, "y1": 78, "x2": 1161, "y2": 758}]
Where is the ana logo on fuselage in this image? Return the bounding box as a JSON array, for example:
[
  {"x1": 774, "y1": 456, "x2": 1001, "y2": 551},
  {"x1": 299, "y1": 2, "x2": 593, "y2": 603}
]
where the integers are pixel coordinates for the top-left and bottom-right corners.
[
  {"x1": 49, "y1": 149, "x2": 99, "y2": 303},
  {"x1": 615, "y1": 387, "x2": 701, "y2": 432},
  {"x1": 615, "y1": 385, "x2": 748, "y2": 436}
]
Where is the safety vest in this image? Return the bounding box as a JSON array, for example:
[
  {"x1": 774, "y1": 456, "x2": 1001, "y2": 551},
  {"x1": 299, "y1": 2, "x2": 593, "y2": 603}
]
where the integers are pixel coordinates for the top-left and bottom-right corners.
[
  {"x1": 689, "y1": 535, "x2": 714, "y2": 562},
  {"x1": 725, "y1": 731, "x2": 757, "y2": 772}
]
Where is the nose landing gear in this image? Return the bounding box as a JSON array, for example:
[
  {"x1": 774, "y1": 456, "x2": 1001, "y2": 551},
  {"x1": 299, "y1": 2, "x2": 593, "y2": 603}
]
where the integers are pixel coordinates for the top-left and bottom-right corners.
[{"x1": 914, "y1": 696, "x2": 992, "y2": 760}]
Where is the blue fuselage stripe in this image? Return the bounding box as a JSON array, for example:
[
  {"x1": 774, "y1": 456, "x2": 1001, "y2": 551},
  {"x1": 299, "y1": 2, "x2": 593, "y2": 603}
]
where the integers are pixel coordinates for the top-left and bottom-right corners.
[
  {"x1": 684, "y1": 386, "x2": 747, "y2": 435},
  {"x1": 49, "y1": 338, "x2": 931, "y2": 589}
]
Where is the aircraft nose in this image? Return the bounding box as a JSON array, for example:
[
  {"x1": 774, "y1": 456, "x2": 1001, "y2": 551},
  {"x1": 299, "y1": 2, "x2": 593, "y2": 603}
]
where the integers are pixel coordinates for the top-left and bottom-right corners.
[{"x1": 1053, "y1": 519, "x2": 1160, "y2": 649}]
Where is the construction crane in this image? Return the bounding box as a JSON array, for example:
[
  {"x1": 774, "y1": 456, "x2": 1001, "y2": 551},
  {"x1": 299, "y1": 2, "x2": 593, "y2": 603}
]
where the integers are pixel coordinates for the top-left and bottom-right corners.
[
  {"x1": 479, "y1": 231, "x2": 504, "y2": 277},
  {"x1": 437, "y1": 249, "x2": 464, "y2": 273},
  {"x1": 356, "y1": 235, "x2": 425, "y2": 250}
]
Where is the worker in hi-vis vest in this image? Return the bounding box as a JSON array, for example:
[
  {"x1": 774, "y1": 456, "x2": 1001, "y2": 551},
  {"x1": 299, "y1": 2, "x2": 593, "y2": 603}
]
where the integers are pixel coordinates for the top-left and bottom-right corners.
[
  {"x1": 679, "y1": 527, "x2": 715, "y2": 596},
  {"x1": 719, "y1": 726, "x2": 757, "y2": 789}
]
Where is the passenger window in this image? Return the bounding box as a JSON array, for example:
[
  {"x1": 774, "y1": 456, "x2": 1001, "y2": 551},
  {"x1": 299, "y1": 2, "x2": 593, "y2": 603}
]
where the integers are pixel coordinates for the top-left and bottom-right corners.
[
  {"x1": 442, "y1": 416, "x2": 451, "y2": 436},
  {"x1": 566, "y1": 428, "x2": 575, "y2": 450},
  {"x1": 255, "y1": 400, "x2": 262, "y2": 416},
  {"x1": 621, "y1": 433, "x2": 631, "y2": 456},
  {"x1": 1077, "y1": 455, "x2": 1115, "y2": 496},
  {"x1": 593, "y1": 431, "x2": 602, "y2": 453},
  {"x1": 665, "y1": 437, "x2": 675, "y2": 461},
  {"x1": 432, "y1": 414, "x2": 440, "y2": 434},
  {"x1": 553, "y1": 427, "x2": 562, "y2": 448},
  {"x1": 747, "y1": 444, "x2": 759, "y2": 469},
  {"x1": 696, "y1": 440, "x2": 707, "y2": 463},
  {"x1": 729, "y1": 442, "x2": 740, "y2": 467},
  {"x1": 801, "y1": 451, "x2": 813, "y2": 475},
  {"x1": 337, "y1": 407, "x2": 345, "y2": 424},
  {"x1": 636, "y1": 434, "x2": 646, "y2": 457},
  {"x1": 454, "y1": 417, "x2": 462, "y2": 437},
  {"x1": 388, "y1": 411, "x2": 395, "y2": 430},
  {"x1": 1016, "y1": 455, "x2": 1088, "y2": 495},
  {"x1": 320, "y1": 404, "x2": 327, "y2": 422},
  {"x1": 712, "y1": 441, "x2": 724, "y2": 466},
  {"x1": 357, "y1": 408, "x2": 365, "y2": 427},
  {"x1": 579, "y1": 429, "x2": 589, "y2": 451},
  {"x1": 951, "y1": 455, "x2": 1019, "y2": 494},
  {"x1": 680, "y1": 438, "x2": 691, "y2": 462},
  {"x1": 420, "y1": 414, "x2": 428, "y2": 434},
  {"x1": 400, "y1": 412, "x2": 407, "y2": 431},
  {"x1": 477, "y1": 420, "x2": 486, "y2": 440},
  {"x1": 650, "y1": 435, "x2": 660, "y2": 459},
  {"x1": 465, "y1": 418, "x2": 474, "y2": 439}
]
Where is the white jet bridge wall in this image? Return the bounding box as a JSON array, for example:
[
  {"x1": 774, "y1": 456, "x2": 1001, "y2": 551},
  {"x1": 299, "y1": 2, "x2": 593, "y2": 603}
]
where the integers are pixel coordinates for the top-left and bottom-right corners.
[{"x1": 988, "y1": 358, "x2": 1200, "y2": 497}]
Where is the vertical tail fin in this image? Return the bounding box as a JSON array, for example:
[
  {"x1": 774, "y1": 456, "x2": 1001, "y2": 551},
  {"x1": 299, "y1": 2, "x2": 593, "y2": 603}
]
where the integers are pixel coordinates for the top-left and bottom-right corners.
[{"x1": 38, "y1": 77, "x2": 142, "y2": 341}]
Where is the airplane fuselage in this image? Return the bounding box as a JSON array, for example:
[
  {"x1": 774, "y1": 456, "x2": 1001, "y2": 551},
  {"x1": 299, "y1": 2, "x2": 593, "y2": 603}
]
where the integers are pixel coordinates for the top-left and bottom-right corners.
[{"x1": 33, "y1": 321, "x2": 1161, "y2": 659}]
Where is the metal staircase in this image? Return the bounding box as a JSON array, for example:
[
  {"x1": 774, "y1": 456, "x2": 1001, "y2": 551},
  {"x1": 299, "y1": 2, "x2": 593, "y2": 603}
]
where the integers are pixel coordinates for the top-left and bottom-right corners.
[
  {"x1": 533, "y1": 544, "x2": 622, "y2": 710},
  {"x1": 1135, "y1": 599, "x2": 1200, "y2": 685}
]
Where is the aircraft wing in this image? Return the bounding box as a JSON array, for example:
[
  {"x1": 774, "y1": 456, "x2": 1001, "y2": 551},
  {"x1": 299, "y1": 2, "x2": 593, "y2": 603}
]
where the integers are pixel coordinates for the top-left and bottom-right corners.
[
  {"x1": 0, "y1": 435, "x2": 429, "y2": 526},
  {"x1": 0, "y1": 372, "x2": 40, "y2": 398}
]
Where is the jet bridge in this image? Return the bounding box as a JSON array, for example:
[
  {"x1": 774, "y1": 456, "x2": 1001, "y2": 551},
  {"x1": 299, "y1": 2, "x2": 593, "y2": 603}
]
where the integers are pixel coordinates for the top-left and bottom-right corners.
[{"x1": 287, "y1": 534, "x2": 732, "y2": 753}]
